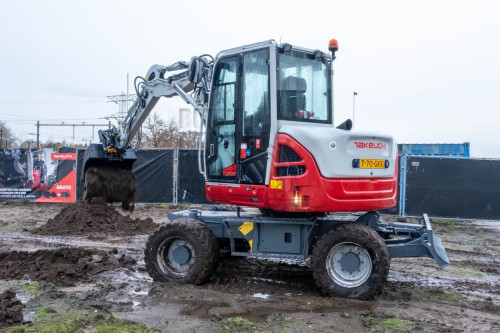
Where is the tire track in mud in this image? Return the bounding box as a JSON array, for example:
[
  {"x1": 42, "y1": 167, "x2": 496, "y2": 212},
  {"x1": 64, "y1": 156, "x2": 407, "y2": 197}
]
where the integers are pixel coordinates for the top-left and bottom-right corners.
[{"x1": 207, "y1": 257, "x2": 321, "y2": 296}]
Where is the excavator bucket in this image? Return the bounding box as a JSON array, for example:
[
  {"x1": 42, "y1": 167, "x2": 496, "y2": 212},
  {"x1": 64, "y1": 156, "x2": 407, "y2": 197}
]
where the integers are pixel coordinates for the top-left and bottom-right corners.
[{"x1": 82, "y1": 144, "x2": 137, "y2": 210}]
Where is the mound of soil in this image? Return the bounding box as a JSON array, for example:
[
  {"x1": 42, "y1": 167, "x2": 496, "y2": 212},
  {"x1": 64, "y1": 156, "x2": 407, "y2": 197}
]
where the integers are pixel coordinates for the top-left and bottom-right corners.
[
  {"x1": 0, "y1": 289, "x2": 23, "y2": 328},
  {"x1": 0, "y1": 248, "x2": 136, "y2": 286},
  {"x1": 32, "y1": 198, "x2": 158, "y2": 236}
]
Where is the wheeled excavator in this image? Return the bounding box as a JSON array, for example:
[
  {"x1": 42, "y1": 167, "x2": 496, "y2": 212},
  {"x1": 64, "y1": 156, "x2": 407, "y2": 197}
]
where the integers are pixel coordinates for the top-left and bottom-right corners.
[{"x1": 82, "y1": 39, "x2": 449, "y2": 299}]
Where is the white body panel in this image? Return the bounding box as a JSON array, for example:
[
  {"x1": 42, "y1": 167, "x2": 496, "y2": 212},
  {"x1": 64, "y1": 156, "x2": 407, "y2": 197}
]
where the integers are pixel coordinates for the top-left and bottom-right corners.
[{"x1": 279, "y1": 125, "x2": 397, "y2": 178}]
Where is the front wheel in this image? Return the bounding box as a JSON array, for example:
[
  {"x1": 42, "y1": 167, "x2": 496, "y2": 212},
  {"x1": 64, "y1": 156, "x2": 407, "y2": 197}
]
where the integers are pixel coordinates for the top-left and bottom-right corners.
[
  {"x1": 311, "y1": 223, "x2": 390, "y2": 299},
  {"x1": 144, "y1": 218, "x2": 219, "y2": 285}
]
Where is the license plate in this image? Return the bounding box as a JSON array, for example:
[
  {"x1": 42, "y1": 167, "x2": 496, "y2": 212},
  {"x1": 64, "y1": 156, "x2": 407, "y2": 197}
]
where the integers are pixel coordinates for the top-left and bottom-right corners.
[{"x1": 356, "y1": 159, "x2": 385, "y2": 169}]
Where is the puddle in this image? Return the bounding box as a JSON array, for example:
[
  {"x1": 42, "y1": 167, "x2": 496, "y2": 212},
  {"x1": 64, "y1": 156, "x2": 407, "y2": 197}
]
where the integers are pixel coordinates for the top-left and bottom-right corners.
[
  {"x1": 0, "y1": 233, "x2": 146, "y2": 252},
  {"x1": 61, "y1": 284, "x2": 97, "y2": 293},
  {"x1": 164, "y1": 294, "x2": 375, "y2": 323},
  {"x1": 471, "y1": 220, "x2": 500, "y2": 232},
  {"x1": 388, "y1": 270, "x2": 500, "y2": 300},
  {"x1": 251, "y1": 277, "x2": 286, "y2": 285},
  {"x1": 0, "y1": 281, "x2": 32, "y2": 304},
  {"x1": 253, "y1": 293, "x2": 270, "y2": 299}
]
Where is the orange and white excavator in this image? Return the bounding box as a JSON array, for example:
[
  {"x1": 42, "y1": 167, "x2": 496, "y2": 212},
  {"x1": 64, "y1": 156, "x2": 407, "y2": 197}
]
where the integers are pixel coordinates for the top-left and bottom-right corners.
[{"x1": 83, "y1": 39, "x2": 448, "y2": 299}]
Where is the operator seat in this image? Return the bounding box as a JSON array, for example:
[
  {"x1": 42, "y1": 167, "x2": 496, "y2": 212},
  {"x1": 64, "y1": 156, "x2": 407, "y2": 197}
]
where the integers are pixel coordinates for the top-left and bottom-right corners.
[{"x1": 279, "y1": 76, "x2": 307, "y2": 119}]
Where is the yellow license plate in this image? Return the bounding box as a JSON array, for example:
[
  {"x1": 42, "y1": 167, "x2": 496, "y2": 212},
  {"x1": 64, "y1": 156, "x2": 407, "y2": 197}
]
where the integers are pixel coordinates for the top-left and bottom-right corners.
[{"x1": 358, "y1": 159, "x2": 385, "y2": 169}]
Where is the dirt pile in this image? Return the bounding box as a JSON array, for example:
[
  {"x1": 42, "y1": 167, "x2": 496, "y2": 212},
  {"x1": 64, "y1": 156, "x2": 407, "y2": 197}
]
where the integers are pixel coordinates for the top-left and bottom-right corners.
[
  {"x1": 32, "y1": 198, "x2": 157, "y2": 236},
  {"x1": 0, "y1": 289, "x2": 23, "y2": 328},
  {"x1": 0, "y1": 248, "x2": 136, "y2": 286}
]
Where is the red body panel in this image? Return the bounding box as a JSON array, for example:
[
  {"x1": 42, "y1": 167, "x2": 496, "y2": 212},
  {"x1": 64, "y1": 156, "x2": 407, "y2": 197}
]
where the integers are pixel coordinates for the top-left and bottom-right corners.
[
  {"x1": 205, "y1": 183, "x2": 269, "y2": 208},
  {"x1": 205, "y1": 134, "x2": 398, "y2": 212}
]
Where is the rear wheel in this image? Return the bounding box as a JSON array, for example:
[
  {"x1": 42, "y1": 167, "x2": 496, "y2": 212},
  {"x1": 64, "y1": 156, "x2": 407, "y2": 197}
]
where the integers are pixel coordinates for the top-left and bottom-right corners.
[
  {"x1": 144, "y1": 218, "x2": 219, "y2": 285},
  {"x1": 311, "y1": 223, "x2": 390, "y2": 299}
]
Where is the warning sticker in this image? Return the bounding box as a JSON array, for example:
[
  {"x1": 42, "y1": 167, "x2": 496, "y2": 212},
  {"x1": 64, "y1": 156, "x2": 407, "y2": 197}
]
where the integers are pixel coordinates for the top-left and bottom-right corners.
[{"x1": 270, "y1": 179, "x2": 282, "y2": 189}]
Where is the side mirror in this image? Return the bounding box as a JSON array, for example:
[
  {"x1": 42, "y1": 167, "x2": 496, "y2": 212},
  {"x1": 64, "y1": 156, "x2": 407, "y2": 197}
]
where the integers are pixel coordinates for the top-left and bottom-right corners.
[
  {"x1": 189, "y1": 58, "x2": 209, "y2": 84},
  {"x1": 336, "y1": 119, "x2": 352, "y2": 131}
]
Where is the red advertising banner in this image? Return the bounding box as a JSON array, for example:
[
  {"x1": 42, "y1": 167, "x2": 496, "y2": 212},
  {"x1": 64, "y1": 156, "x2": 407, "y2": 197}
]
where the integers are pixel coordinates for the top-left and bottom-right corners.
[
  {"x1": 0, "y1": 148, "x2": 77, "y2": 203},
  {"x1": 35, "y1": 169, "x2": 76, "y2": 203}
]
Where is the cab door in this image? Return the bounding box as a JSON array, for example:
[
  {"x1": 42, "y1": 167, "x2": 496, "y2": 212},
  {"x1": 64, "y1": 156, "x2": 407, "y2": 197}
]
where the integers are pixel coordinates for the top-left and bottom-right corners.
[
  {"x1": 206, "y1": 48, "x2": 271, "y2": 185},
  {"x1": 206, "y1": 56, "x2": 239, "y2": 182},
  {"x1": 239, "y1": 48, "x2": 271, "y2": 185}
]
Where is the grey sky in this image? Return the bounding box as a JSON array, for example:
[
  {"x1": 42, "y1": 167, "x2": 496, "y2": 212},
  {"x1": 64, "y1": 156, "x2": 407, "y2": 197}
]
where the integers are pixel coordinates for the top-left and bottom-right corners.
[{"x1": 1, "y1": 0, "x2": 499, "y2": 157}]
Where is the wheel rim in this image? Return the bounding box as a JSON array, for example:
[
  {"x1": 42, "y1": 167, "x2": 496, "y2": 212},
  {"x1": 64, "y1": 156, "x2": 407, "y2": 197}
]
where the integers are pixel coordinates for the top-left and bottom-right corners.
[
  {"x1": 157, "y1": 238, "x2": 196, "y2": 278},
  {"x1": 325, "y1": 242, "x2": 372, "y2": 288}
]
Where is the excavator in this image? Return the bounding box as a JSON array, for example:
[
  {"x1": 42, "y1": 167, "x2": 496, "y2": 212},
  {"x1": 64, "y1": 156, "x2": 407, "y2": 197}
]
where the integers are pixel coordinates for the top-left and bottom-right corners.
[{"x1": 82, "y1": 39, "x2": 449, "y2": 299}]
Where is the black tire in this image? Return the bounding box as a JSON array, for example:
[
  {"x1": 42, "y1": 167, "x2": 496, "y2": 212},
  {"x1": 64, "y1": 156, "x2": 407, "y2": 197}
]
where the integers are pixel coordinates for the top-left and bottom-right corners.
[
  {"x1": 144, "y1": 218, "x2": 219, "y2": 285},
  {"x1": 311, "y1": 223, "x2": 390, "y2": 299}
]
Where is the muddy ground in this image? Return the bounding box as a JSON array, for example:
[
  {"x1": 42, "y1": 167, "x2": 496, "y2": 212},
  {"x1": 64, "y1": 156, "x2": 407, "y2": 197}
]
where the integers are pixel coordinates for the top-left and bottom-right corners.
[{"x1": 0, "y1": 202, "x2": 499, "y2": 332}]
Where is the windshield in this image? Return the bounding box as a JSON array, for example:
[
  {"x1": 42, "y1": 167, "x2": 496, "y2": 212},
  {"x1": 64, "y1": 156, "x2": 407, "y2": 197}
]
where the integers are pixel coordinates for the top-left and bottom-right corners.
[{"x1": 277, "y1": 50, "x2": 331, "y2": 123}]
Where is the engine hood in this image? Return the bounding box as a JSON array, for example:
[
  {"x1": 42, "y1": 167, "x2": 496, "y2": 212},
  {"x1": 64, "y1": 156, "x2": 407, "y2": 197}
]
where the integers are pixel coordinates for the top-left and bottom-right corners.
[{"x1": 278, "y1": 125, "x2": 397, "y2": 178}]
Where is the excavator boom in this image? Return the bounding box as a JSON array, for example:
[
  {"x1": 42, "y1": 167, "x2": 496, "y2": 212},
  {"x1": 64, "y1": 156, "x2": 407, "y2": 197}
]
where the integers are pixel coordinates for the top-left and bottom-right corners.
[{"x1": 82, "y1": 56, "x2": 213, "y2": 208}]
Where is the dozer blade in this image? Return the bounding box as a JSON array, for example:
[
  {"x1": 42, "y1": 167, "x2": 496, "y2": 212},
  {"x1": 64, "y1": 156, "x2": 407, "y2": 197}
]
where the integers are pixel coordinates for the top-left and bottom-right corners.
[
  {"x1": 421, "y1": 214, "x2": 450, "y2": 268},
  {"x1": 385, "y1": 214, "x2": 450, "y2": 268}
]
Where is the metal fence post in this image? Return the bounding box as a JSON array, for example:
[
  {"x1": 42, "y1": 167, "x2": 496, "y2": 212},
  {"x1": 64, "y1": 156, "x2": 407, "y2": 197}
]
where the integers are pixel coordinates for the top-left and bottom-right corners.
[
  {"x1": 398, "y1": 154, "x2": 407, "y2": 217},
  {"x1": 173, "y1": 148, "x2": 179, "y2": 205}
]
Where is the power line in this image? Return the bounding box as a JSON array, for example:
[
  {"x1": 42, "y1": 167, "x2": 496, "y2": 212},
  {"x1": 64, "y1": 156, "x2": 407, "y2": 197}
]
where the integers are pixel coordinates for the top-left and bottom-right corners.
[
  {"x1": 107, "y1": 93, "x2": 136, "y2": 121},
  {"x1": 35, "y1": 121, "x2": 111, "y2": 148},
  {"x1": 0, "y1": 100, "x2": 107, "y2": 104}
]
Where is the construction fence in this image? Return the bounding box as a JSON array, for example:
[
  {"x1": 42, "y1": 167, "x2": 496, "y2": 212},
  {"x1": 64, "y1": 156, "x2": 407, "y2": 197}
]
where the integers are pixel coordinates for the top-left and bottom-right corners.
[
  {"x1": 75, "y1": 149, "x2": 210, "y2": 205},
  {"x1": 1, "y1": 148, "x2": 500, "y2": 220}
]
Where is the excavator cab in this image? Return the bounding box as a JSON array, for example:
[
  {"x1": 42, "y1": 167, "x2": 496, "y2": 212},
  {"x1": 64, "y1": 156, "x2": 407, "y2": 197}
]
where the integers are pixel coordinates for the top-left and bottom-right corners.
[
  {"x1": 204, "y1": 42, "x2": 397, "y2": 213},
  {"x1": 205, "y1": 43, "x2": 332, "y2": 186}
]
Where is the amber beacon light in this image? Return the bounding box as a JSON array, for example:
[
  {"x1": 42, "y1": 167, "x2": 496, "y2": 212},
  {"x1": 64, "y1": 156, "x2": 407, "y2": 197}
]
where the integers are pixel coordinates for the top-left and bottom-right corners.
[{"x1": 329, "y1": 39, "x2": 339, "y2": 60}]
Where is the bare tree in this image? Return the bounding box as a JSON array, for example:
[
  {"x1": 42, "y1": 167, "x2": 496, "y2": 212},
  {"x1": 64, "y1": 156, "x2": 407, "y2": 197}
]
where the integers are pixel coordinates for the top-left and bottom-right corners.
[
  {"x1": 142, "y1": 113, "x2": 179, "y2": 148},
  {"x1": 175, "y1": 130, "x2": 200, "y2": 149},
  {"x1": 0, "y1": 121, "x2": 16, "y2": 148}
]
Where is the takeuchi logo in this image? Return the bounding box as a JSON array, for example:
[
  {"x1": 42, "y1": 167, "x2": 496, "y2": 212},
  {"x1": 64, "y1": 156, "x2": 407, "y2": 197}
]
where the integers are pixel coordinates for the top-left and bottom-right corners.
[
  {"x1": 354, "y1": 142, "x2": 387, "y2": 149},
  {"x1": 51, "y1": 153, "x2": 76, "y2": 160}
]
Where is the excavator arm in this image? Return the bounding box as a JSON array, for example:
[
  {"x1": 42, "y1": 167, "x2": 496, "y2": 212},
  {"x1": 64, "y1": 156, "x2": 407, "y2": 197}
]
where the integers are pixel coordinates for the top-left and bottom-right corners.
[{"x1": 82, "y1": 56, "x2": 213, "y2": 209}]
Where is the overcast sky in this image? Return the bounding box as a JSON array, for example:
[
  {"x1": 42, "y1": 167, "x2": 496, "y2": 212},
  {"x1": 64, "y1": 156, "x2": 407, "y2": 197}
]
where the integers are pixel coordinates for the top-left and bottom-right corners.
[{"x1": 1, "y1": 0, "x2": 499, "y2": 157}]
